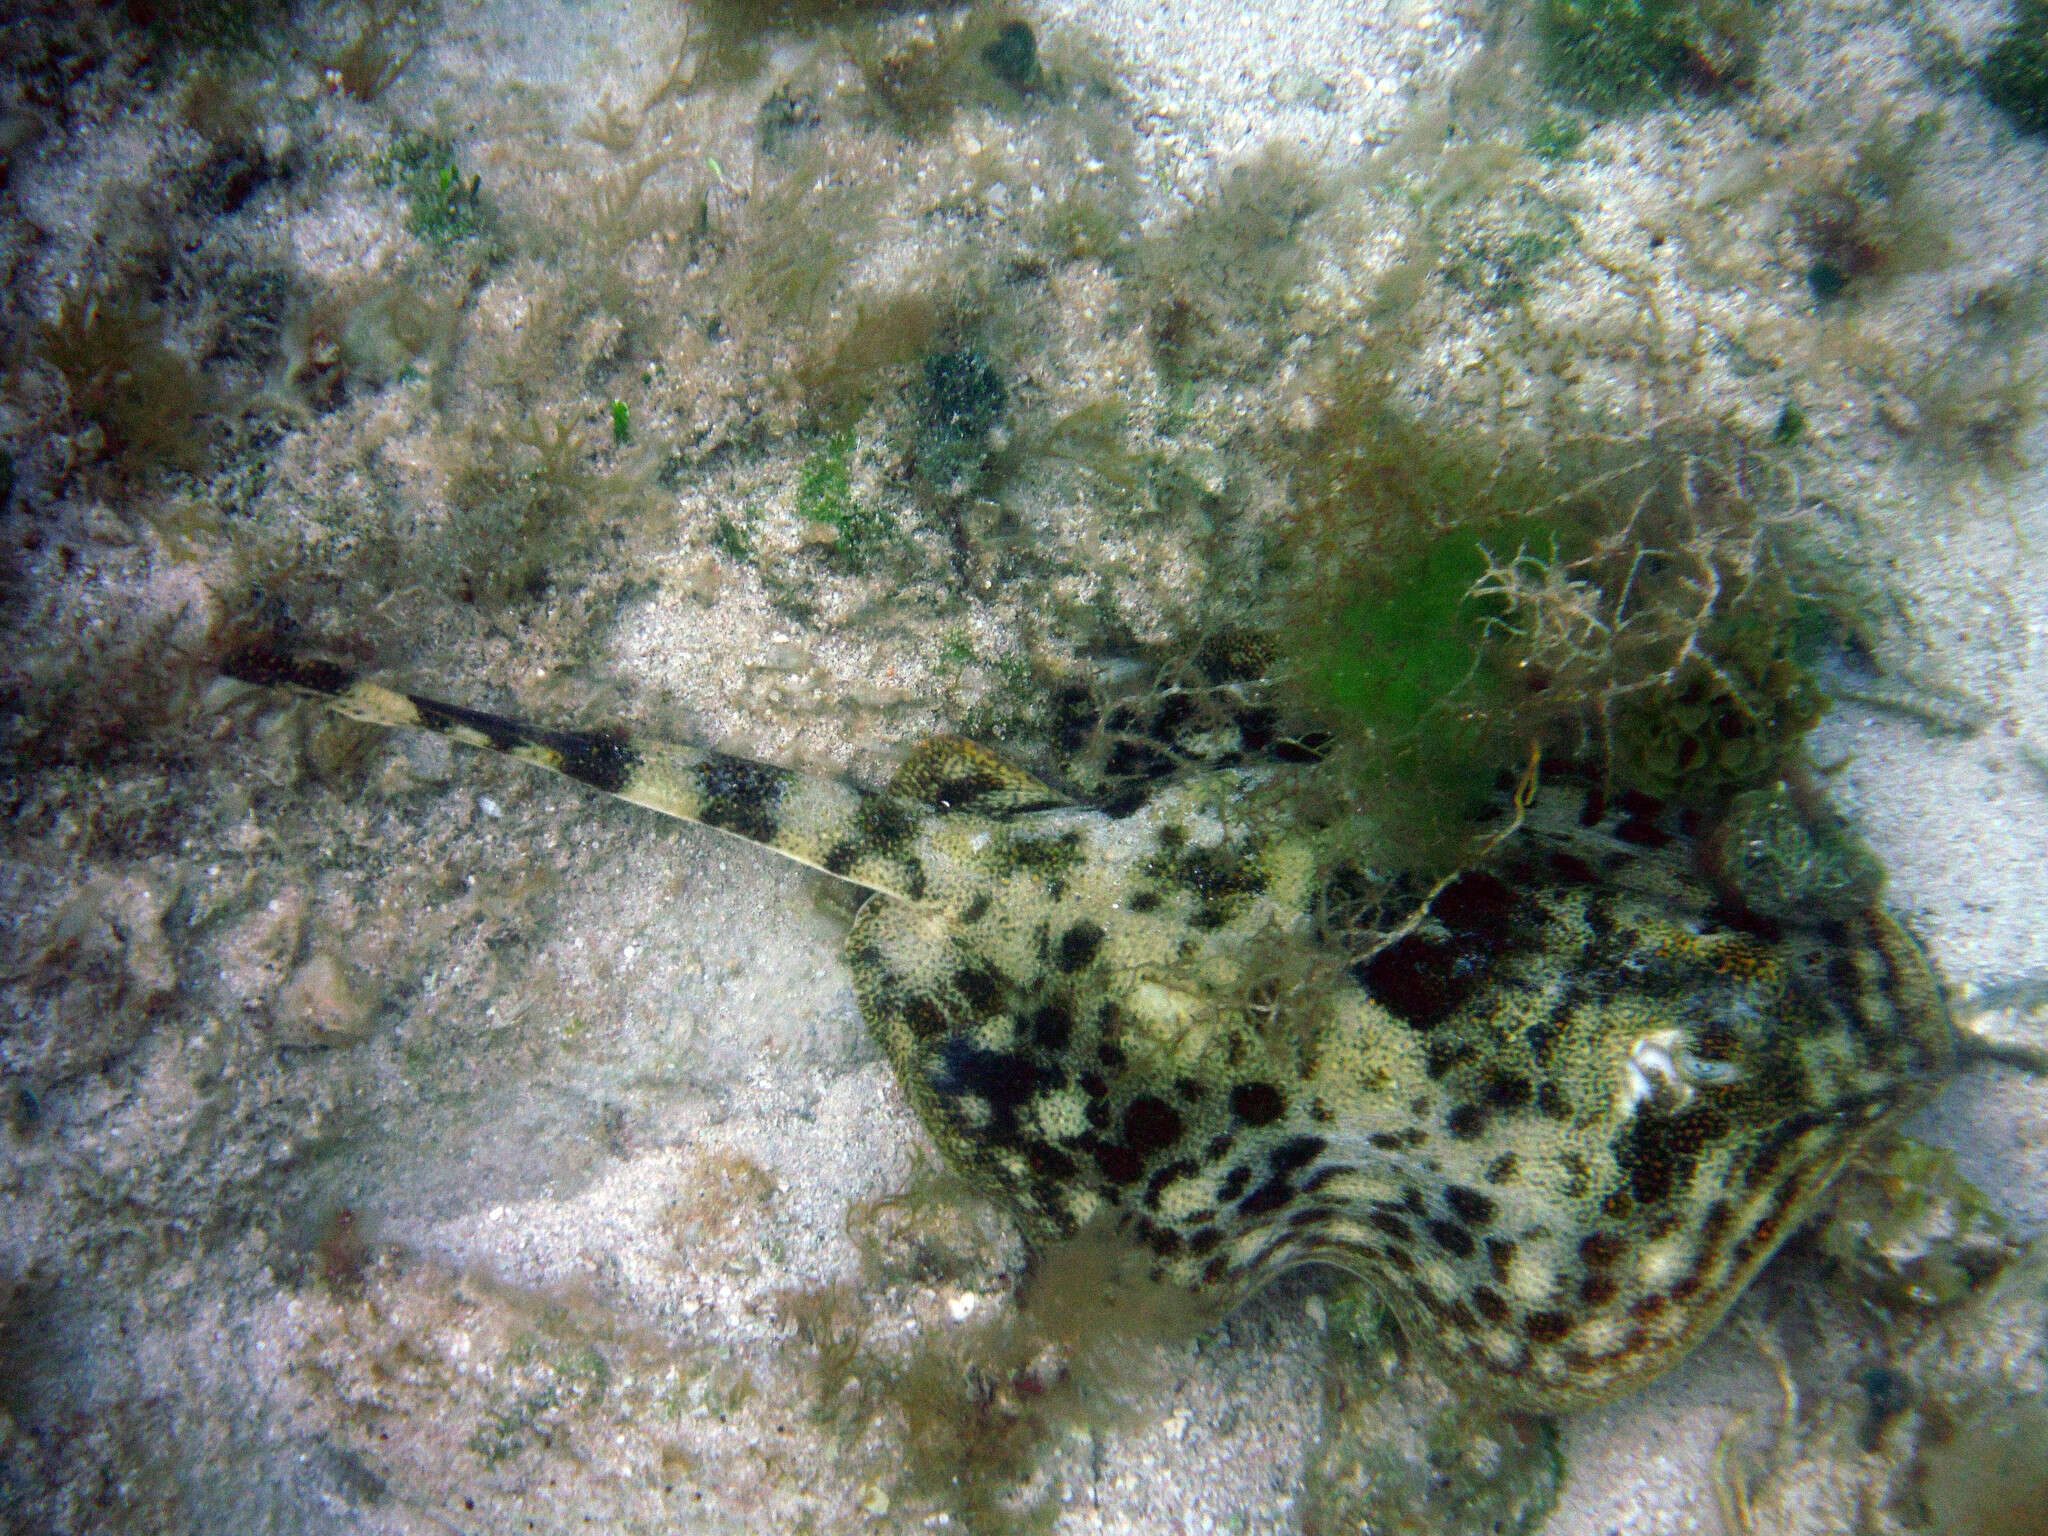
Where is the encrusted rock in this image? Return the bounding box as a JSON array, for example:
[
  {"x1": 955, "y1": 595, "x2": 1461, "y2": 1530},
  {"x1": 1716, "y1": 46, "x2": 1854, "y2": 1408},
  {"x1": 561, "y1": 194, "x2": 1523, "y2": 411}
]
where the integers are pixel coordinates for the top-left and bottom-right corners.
[
  {"x1": 273, "y1": 952, "x2": 375, "y2": 1046},
  {"x1": 21, "y1": 869, "x2": 180, "y2": 1081}
]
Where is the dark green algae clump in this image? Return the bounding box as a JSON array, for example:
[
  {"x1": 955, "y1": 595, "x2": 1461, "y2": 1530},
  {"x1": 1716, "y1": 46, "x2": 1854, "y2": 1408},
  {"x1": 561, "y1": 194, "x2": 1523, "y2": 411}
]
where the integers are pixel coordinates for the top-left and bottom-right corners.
[
  {"x1": 1980, "y1": 0, "x2": 2048, "y2": 136},
  {"x1": 917, "y1": 346, "x2": 1007, "y2": 493}
]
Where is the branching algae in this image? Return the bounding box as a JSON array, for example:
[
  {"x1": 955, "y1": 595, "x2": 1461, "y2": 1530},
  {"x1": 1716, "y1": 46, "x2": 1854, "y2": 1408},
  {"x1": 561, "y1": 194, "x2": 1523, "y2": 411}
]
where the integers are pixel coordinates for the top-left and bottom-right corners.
[{"x1": 221, "y1": 621, "x2": 1955, "y2": 1410}]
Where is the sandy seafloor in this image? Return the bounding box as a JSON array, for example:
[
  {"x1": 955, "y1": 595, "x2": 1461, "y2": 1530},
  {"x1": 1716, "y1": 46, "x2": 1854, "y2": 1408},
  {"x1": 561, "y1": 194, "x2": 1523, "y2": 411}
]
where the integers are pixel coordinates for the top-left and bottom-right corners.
[{"x1": 2, "y1": 0, "x2": 2047, "y2": 1533}]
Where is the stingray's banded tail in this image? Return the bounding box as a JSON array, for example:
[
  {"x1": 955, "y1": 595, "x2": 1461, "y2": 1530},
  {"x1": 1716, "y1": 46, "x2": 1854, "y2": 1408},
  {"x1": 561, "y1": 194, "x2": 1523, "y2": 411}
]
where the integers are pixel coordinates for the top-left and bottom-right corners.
[{"x1": 221, "y1": 647, "x2": 931, "y2": 901}]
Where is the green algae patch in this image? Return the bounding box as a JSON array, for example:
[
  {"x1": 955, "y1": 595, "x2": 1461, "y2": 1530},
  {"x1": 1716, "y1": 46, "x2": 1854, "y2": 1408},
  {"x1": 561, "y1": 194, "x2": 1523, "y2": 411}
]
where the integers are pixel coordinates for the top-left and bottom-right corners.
[
  {"x1": 468, "y1": 1329, "x2": 613, "y2": 1466},
  {"x1": 1269, "y1": 389, "x2": 1577, "y2": 854},
  {"x1": 374, "y1": 133, "x2": 490, "y2": 251},
  {"x1": 136, "y1": 0, "x2": 295, "y2": 56},
  {"x1": 1525, "y1": 114, "x2": 1587, "y2": 162},
  {"x1": 1440, "y1": 188, "x2": 1578, "y2": 309},
  {"x1": 798, "y1": 428, "x2": 897, "y2": 571},
  {"x1": 1535, "y1": 0, "x2": 1769, "y2": 111},
  {"x1": 1298, "y1": 518, "x2": 1554, "y2": 742},
  {"x1": 1283, "y1": 508, "x2": 1567, "y2": 862},
  {"x1": 711, "y1": 509, "x2": 757, "y2": 563},
  {"x1": 798, "y1": 429, "x2": 858, "y2": 525}
]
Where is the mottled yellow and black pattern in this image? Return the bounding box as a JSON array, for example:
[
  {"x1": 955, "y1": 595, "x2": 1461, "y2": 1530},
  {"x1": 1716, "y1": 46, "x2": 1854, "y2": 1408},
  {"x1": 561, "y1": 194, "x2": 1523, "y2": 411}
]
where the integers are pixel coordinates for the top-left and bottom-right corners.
[{"x1": 224, "y1": 647, "x2": 1954, "y2": 1410}]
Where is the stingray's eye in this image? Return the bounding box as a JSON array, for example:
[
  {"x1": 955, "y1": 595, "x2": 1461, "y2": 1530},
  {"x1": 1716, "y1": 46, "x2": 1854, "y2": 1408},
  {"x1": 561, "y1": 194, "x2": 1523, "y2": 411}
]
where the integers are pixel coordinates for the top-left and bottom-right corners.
[{"x1": 1677, "y1": 1051, "x2": 1742, "y2": 1086}]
